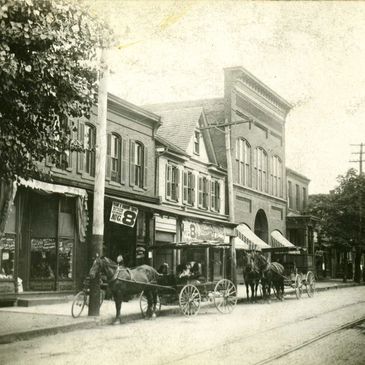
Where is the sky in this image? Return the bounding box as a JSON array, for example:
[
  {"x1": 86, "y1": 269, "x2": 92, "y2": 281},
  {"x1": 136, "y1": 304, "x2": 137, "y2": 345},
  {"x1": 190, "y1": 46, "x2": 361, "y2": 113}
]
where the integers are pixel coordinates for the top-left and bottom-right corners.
[{"x1": 85, "y1": 0, "x2": 365, "y2": 194}]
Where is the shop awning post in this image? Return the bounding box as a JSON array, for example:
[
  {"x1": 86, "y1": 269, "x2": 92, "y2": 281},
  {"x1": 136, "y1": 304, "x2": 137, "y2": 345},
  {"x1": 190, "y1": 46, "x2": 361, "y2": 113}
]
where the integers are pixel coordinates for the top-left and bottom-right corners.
[{"x1": 89, "y1": 46, "x2": 109, "y2": 316}]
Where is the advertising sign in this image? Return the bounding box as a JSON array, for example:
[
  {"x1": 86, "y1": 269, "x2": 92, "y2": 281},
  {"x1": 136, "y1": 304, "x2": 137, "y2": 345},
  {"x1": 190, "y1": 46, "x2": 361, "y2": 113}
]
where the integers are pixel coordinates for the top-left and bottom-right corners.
[
  {"x1": 110, "y1": 202, "x2": 138, "y2": 228},
  {"x1": 182, "y1": 220, "x2": 225, "y2": 244}
]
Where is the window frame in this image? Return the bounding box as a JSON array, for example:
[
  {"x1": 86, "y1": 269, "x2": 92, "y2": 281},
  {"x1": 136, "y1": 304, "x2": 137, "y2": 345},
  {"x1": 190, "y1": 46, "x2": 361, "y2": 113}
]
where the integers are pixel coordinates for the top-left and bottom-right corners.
[
  {"x1": 254, "y1": 147, "x2": 268, "y2": 192},
  {"x1": 194, "y1": 131, "x2": 200, "y2": 155},
  {"x1": 84, "y1": 123, "x2": 96, "y2": 177},
  {"x1": 166, "y1": 163, "x2": 180, "y2": 202}
]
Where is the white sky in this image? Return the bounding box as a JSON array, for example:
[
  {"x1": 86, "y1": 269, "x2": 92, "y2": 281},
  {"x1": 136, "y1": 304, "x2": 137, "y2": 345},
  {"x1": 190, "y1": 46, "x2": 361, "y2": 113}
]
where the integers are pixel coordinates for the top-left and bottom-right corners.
[{"x1": 86, "y1": 0, "x2": 365, "y2": 194}]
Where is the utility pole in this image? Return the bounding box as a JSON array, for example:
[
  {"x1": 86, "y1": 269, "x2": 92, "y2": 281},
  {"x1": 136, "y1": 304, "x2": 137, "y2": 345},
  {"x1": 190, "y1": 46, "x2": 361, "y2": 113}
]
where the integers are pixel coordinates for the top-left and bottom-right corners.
[
  {"x1": 199, "y1": 116, "x2": 251, "y2": 285},
  {"x1": 88, "y1": 47, "x2": 109, "y2": 316},
  {"x1": 349, "y1": 143, "x2": 365, "y2": 283}
]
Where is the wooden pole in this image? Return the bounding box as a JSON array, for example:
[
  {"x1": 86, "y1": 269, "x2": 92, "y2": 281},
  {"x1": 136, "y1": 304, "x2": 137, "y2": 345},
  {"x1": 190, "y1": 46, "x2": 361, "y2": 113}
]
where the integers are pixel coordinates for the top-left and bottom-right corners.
[
  {"x1": 88, "y1": 47, "x2": 109, "y2": 316},
  {"x1": 225, "y1": 121, "x2": 237, "y2": 285}
]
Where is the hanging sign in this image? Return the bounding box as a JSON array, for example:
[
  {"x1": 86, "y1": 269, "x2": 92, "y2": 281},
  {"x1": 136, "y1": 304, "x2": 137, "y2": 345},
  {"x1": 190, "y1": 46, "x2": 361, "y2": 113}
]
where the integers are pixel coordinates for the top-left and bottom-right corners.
[{"x1": 110, "y1": 202, "x2": 138, "y2": 228}]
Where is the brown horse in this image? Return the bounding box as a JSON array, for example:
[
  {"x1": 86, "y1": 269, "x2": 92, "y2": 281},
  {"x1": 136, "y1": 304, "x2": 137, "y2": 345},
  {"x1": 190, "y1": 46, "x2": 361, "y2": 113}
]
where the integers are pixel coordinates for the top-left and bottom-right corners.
[
  {"x1": 253, "y1": 252, "x2": 285, "y2": 300},
  {"x1": 239, "y1": 251, "x2": 261, "y2": 302},
  {"x1": 89, "y1": 256, "x2": 161, "y2": 324}
]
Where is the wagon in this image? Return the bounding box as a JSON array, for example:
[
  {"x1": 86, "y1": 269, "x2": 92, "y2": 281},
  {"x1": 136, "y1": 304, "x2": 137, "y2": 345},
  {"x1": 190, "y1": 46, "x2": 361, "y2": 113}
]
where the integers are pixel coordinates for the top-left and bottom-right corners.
[
  {"x1": 270, "y1": 247, "x2": 316, "y2": 300},
  {"x1": 139, "y1": 242, "x2": 238, "y2": 317}
]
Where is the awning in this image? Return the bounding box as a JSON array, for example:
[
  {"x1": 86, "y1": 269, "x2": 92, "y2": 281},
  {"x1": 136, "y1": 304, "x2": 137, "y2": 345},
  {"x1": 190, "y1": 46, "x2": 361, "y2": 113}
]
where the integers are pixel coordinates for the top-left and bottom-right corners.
[
  {"x1": 233, "y1": 236, "x2": 250, "y2": 250},
  {"x1": 235, "y1": 224, "x2": 271, "y2": 251},
  {"x1": 271, "y1": 230, "x2": 296, "y2": 249},
  {"x1": 17, "y1": 178, "x2": 88, "y2": 242},
  {"x1": 18, "y1": 178, "x2": 88, "y2": 199}
]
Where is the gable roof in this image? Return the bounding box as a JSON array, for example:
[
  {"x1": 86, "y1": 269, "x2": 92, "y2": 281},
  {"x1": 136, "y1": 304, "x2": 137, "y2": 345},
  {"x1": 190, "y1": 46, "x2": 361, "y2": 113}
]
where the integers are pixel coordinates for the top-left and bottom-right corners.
[{"x1": 144, "y1": 98, "x2": 227, "y2": 167}]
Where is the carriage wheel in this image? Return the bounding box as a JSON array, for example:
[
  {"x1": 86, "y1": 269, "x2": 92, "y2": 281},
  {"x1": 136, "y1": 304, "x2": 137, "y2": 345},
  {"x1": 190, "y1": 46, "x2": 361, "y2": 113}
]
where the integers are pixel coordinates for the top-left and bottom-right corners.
[
  {"x1": 139, "y1": 291, "x2": 161, "y2": 318},
  {"x1": 71, "y1": 291, "x2": 87, "y2": 318},
  {"x1": 294, "y1": 274, "x2": 302, "y2": 299},
  {"x1": 179, "y1": 284, "x2": 201, "y2": 316},
  {"x1": 306, "y1": 271, "x2": 316, "y2": 298},
  {"x1": 214, "y1": 279, "x2": 238, "y2": 314}
]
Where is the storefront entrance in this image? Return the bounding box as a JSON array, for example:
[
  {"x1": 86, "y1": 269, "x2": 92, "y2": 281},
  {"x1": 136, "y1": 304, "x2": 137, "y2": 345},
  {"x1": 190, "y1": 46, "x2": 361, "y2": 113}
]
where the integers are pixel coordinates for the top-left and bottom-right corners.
[{"x1": 19, "y1": 190, "x2": 78, "y2": 292}]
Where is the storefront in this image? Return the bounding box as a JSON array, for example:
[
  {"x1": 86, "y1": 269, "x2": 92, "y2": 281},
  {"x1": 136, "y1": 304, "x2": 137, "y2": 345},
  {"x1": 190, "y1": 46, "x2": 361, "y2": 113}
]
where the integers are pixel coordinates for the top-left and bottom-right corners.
[
  {"x1": 152, "y1": 214, "x2": 236, "y2": 282},
  {"x1": 103, "y1": 197, "x2": 154, "y2": 267},
  {"x1": 0, "y1": 179, "x2": 88, "y2": 299}
]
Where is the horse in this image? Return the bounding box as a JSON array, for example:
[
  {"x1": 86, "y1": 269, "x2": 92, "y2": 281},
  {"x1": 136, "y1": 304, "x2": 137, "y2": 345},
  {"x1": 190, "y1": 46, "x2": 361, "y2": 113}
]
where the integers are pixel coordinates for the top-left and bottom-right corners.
[
  {"x1": 89, "y1": 256, "x2": 161, "y2": 324},
  {"x1": 239, "y1": 251, "x2": 261, "y2": 302},
  {"x1": 253, "y1": 252, "x2": 285, "y2": 300}
]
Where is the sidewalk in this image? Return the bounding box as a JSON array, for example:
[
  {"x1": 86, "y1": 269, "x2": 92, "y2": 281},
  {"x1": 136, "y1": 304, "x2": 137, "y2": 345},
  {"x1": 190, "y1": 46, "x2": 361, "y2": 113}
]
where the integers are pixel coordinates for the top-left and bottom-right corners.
[{"x1": 0, "y1": 280, "x2": 360, "y2": 345}]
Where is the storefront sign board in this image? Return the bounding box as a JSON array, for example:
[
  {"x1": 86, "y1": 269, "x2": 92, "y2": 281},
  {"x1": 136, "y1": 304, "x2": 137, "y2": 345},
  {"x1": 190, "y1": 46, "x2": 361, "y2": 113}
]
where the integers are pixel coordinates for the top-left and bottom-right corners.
[{"x1": 110, "y1": 202, "x2": 138, "y2": 228}]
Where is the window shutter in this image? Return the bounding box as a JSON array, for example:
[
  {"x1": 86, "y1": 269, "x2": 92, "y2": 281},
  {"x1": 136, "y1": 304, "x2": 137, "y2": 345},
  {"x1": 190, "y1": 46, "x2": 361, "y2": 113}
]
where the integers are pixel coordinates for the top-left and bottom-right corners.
[
  {"x1": 143, "y1": 147, "x2": 148, "y2": 189},
  {"x1": 77, "y1": 120, "x2": 85, "y2": 173},
  {"x1": 129, "y1": 140, "x2": 135, "y2": 186},
  {"x1": 205, "y1": 178, "x2": 209, "y2": 209},
  {"x1": 106, "y1": 133, "x2": 111, "y2": 181},
  {"x1": 175, "y1": 168, "x2": 180, "y2": 201},
  {"x1": 165, "y1": 164, "x2": 170, "y2": 199},
  {"x1": 216, "y1": 181, "x2": 221, "y2": 212},
  {"x1": 191, "y1": 173, "x2": 196, "y2": 205},
  {"x1": 121, "y1": 138, "x2": 127, "y2": 184},
  {"x1": 183, "y1": 171, "x2": 188, "y2": 203}
]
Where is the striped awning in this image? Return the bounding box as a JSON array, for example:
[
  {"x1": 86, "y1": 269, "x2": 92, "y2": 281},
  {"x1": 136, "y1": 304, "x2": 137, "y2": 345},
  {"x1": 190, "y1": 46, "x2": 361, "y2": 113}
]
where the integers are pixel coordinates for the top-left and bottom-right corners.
[
  {"x1": 235, "y1": 224, "x2": 271, "y2": 251},
  {"x1": 233, "y1": 236, "x2": 250, "y2": 250},
  {"x1": 271, "y1": 230, "x2": 296, "y2": 249}
]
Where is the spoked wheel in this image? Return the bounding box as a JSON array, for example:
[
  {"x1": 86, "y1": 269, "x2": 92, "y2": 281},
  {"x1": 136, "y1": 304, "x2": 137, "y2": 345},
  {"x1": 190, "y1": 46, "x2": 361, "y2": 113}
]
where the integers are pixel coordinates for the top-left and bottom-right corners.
[
  {"x1": 139, "y1": 291, "x2": 161, "y2": 318},
  {"x1": 294, "y1": 274, "x2": 302, "y2": 299},
  {"x1": 71, "y1": 291, "x2": 87, "y2": 318},
  {"x1": 179, "y1": 284, "x2": 201, "y2": 316},
  {"x1": 213, "y1": 279, "x2": 238, "y2": 314},
  {"x1": 306, "y1": 271, "x2": 316, "y2": 298}
]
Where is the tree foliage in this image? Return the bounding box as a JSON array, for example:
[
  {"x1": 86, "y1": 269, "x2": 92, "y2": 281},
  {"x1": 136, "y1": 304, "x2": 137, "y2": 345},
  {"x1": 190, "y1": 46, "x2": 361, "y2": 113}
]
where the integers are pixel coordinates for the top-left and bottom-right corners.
[
  {"x1": 0, "y1": 0, "x2": 112, "y2": 181},
  {"x1": 306, "y1": 169, "x2": 365, "y2": 248},
  {"x1": 305, "y1": 169, "x2": 365, "y2": 281}
]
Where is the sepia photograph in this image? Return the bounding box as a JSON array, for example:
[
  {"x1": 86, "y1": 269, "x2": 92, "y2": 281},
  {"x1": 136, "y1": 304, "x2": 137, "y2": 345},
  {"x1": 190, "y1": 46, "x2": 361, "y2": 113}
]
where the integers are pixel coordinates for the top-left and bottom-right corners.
[{"x1": 0, "y1": 1, "x2": 365, "y2": 364}]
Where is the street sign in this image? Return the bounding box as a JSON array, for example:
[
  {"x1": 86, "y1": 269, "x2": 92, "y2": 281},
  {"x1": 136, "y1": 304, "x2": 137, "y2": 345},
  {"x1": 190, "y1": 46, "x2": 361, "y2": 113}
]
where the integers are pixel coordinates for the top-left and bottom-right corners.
[{"x1": 110, "y1": 201, "x2": 138, "y2": 228}]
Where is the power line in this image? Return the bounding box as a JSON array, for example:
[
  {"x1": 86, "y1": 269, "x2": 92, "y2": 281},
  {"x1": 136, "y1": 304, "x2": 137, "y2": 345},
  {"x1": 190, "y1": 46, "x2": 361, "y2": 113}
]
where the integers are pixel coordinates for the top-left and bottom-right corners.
[{"x1": 349, "y1": 142, "x2": 365, "y2": 175}]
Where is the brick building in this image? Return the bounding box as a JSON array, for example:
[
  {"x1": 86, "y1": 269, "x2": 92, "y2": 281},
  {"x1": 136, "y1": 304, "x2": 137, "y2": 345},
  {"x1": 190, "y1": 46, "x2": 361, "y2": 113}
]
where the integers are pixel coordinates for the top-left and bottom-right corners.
[{"x1": 0, "y1": 94, "x2": 162, "y2": 300}]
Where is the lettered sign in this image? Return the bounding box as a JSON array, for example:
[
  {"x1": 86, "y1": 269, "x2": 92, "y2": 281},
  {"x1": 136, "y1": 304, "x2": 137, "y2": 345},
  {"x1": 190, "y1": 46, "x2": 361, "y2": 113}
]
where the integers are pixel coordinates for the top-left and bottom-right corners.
[{"x1": 110, "y1": 202, "x2": 138, "y2": 228}]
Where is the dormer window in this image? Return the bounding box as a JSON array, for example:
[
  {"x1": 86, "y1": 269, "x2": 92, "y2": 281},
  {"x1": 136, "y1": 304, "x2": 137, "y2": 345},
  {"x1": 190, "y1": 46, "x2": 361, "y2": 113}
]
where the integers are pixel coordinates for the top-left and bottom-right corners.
[{"x1": 194, "y1": 131, "x2": 200, "y2": 155}]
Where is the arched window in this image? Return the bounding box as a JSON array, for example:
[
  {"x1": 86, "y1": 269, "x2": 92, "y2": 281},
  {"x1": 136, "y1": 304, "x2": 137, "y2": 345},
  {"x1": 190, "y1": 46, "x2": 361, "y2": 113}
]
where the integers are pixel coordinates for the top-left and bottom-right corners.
[
  {"x1": 84, "y1": 123, "x2": 96, "y2": 177},
  {"x1": 235, "y1": 138, "x2": 251, "y2": 187},
  {"x1": 254, "y1": 147, "x2": 268, "y2": 192},
  {"x1": 271, "y1": 155, "x2": 283, "y2": 197}
]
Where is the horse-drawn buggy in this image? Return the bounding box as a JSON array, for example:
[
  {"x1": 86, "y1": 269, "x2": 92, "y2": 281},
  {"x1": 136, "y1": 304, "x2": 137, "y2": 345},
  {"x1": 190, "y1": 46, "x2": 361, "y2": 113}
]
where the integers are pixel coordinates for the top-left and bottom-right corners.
[
  {"x1": 140, "y1": 242, "x2": 238, "y2": 317},
  {"x1": 86, "y1": 242, "x2": 237, "y2": 323},
  {"x1": 238, "y1": 245, "x2": 316, "y2": 302},
  {"x1": 270, "y1": 247, "x2": 316, "y2": 300}
]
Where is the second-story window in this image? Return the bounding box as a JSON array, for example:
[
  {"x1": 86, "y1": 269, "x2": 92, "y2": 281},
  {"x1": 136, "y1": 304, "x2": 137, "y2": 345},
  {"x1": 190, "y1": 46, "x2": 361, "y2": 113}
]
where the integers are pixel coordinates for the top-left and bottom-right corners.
[
  {"x1": 183, "y1": 170, "x2": 195, "y2": 205},
  {"x1": 198, "y1": 175, "x2": 209, "y2": 209},
  {"x1": 236, "y1": 138, "x2": 251, "y2": 186},
  {"x1": 210, "y1": 179, "x2": 221, "y2": 212},
  {"x1": 302, "y1": 187, "x2": 307, "y2": 209},
  {"x1": 130, "y1": 141, "x2": 147, "y2": 189},
  {"x1": 194, "y1": 131, "x2": 200, "y2": 155},
  {"x1": 84, "y1": 123, "x2": 96, "y2": 177},
  {"x1": 296, "y1": 184, "x2": 300, "y2": 211},
  {"x1": 166, "y1": 163, "x2": 180, "y2": 201},
  {"x1": 271, "y1": 155, "x2": 282, "y2": 197},
  {"x1": 288, "y1": 181, "x2": 293, "y2": 209},
  {"x1": 254, "y1": 147, "x2": 268, "y2": 193}
]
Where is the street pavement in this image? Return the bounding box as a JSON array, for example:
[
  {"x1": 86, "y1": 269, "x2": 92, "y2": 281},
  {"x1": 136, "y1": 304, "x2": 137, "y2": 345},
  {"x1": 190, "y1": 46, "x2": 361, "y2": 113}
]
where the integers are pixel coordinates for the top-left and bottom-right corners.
[{"x1": 0, "y1": 280, "x2": 360, "y2": 345}]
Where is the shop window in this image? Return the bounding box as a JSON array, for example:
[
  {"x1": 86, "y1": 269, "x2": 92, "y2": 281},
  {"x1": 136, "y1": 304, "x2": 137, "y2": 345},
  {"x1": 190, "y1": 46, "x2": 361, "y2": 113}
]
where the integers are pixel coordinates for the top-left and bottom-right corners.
[
  {"x1": 30, "y1": 238, "x2": 56, "y2": 280},
  {"x1": 0, "y1": 235, "x2": 15, "y2": 279},
  {"x1": 58, "y1": 238, "x2": 73, "y2": 280}
]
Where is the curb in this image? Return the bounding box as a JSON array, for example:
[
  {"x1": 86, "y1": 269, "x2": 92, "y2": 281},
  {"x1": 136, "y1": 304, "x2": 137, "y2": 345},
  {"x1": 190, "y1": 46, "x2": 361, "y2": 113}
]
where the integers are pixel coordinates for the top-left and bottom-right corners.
[{"x1": 0, "y1": 283, "x2": 360, "y2": 344}]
